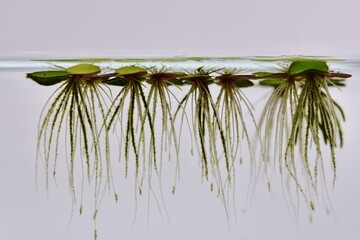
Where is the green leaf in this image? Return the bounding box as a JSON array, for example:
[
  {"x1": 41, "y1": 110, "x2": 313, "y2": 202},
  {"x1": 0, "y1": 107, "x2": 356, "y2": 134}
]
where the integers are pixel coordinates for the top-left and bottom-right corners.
[
  {"x1": 67, "y1": 64, "x2": 101, "y2": 75},
  {"x1": 167, "y1": 78, "x2": 184, "y2": 85},
  {"x1": 26, "y1": 71, "x2": 70, "y2": 86},
  {"x1": 215, "y1": 75, "x2": 254, "y2": 88},
  {"x1": 115, "y1": 66, "x2": 147, "y2": 78},
  {"x1": 259, "y1": 79, "x2": 286, "y2": 87},
  {"x1": 288, "y1": 60, "x2": 329, "y2": 75},
  {"x1": 181, "y1": 74, "x2": 213, "y2": 84},
  {"x1": 328, "y1": 79, "x2": 346, "y2": 87},
  {"x1": 234, "y1": 80, "x2": 254, "y2": 88},
  {"x1": 104, "y1": 77, "x2": 128, "y2": 86},
  {"x1": 253, "y1": 72, "x2": 276, "y2": 78},
  {"x1": 147, "y1": 72, "x2": 184, "y2": 85},
  {"x1": 253, "y1": 72, "x2": 288, "y2": 79}
]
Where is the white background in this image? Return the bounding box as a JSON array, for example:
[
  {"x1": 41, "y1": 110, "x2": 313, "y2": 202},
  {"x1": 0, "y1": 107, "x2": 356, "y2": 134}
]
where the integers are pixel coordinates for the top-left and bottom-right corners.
[{"x1": 0, "y1": 0, "x2": 360, "y2": 57}]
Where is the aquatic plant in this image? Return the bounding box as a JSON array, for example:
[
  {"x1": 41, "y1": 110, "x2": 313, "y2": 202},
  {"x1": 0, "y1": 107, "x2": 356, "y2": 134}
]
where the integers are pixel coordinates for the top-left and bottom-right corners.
[
  {"x1": 105, "y1": 66, "x2": 157, "y2": 191},
  {"x1": 212, "y1": 69, "x2": 262, "y2": 220},
  {"x1": 256, "y1": 67, "x2": 300, "y2": 191},
  {"x1": 214, "y1": 70, "x2": 256, "y2": 184},
  {"x1": 172, "y1": 67, "x2": 236, "y2": 219},
  {"x1": 26, "y1": 59, "x2": 352, "y2": 239},
  {"x1": 174, "y1": 67, "x2": 226, "y2": 178},
  {"x1": 145, "y1": 66, "x2": 183, "y2": 192},
  {"x1": 27, "y1": 64, "x2": 118, "y2": 221},
  {"x1": 256, "y1": 60, "x2": 351, "y2": 210}
]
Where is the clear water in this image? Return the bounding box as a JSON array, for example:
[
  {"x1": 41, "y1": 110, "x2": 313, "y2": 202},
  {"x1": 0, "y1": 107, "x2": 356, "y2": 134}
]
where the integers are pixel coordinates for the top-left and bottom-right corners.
[{"x1": 1, "y1": 57, "x2": 359, "y2": 240}]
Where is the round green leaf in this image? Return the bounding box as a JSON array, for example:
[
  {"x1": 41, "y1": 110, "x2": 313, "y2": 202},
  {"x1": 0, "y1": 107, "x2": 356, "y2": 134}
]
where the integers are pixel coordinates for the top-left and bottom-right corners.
[
  {"x1": 259, "y1": 79, "x2": 286, "y2": 87},
  {"x1": 253, "y1": 72, "x2": 276, "y2": 78},
  {"x1": 288, "y1": 60, "x2": 329, "y2": 75},
  {"x1": 166, "y1": 78, "x2": 184, "y2": 85},
  {"x1": 115, "y1": 66, "x2": 147, "y2": 78},
  {"x1": 147, "y1": 72, "x2": 184, "y2": 85},
  {"x1": 26, "y1": 71, "x2": 70, "y2": 86},
  {"x1": 104, "y1": 77, "x2": 128, "y2": 86},
  {"x1": 181, "y1": 74, "x2": 213, "y2": 84},
  {"x1": 67, "y1": 64, "x2": 101, "y2": 75},
  {"x1": 234, "y1": 80, "x2": 254, "y2": 88},
  {"x1": 253, "y1": 72, "x2": 288, "y2": 79},
  {"x1": 215, "y1": 75, "x2": 253, "y2": 88},
  {"x1": 216, "y1": 75, "x2": 252, "y2": 81}
]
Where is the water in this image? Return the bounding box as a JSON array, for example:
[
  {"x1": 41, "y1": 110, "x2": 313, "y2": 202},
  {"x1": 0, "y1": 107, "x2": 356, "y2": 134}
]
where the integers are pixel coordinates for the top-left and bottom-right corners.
[{"x1": 1, "y1": 57, "x2": 359, "y2": 240}]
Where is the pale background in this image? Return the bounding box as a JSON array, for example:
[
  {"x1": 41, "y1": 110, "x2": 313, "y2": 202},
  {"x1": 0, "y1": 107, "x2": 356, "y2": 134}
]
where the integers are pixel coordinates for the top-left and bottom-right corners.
[
  {"x1": 0, "y1": 0, "x2": 360, "y2": 57},
  {"x1": 1, "y1": 0, "x2": 360, "y2": 240}
]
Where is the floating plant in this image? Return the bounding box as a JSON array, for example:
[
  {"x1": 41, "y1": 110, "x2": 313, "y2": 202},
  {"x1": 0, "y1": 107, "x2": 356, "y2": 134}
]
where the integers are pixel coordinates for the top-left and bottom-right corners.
[
  {"x1": 256, "y1": 66, "x2": 301, "y2": 191},
  {"x1": 256, "y1": 60, "x2": 351, "y2": 210},
  {"x1": 105, "y1": 66, "x2": 157, "y2": 194},
  {"x1": 145, "y1": 66, "x2": 184, "y2": 192},
  {"x1": 175, "y1": 67, "x2": 226, "y2": 177},
  {"x1": 172, "y1": 66, "x2": 237, "y2": 219},
  {"x1": 214, "y1": 70, "x2": 257, "y2": 186},
  {"x1": 26, "y1": 58, "x2": 351, "y2": 239},
  {"x1": 27, "y1": 64, "x2": 118, "y2": 228}
]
